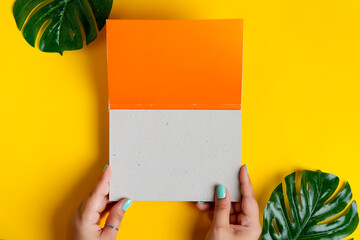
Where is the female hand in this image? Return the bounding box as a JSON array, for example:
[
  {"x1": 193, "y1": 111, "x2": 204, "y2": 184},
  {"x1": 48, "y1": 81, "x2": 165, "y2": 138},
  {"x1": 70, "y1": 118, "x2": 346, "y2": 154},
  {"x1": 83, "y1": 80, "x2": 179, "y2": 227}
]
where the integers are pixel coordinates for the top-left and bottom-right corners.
[
  {"x1": 196, "y1": 165, "x2": 262, "y2": 240},
  {"x1": 71, "y1": 165, "x2": 132, "y2": 240}
]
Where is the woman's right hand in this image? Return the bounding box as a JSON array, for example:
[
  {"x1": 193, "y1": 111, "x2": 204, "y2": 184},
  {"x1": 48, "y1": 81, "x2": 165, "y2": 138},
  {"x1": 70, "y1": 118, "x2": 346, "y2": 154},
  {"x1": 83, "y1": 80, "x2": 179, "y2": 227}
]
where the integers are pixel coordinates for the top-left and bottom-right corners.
[{"x1": 196, "y1": 165, "x2": 262, "y2": 240}]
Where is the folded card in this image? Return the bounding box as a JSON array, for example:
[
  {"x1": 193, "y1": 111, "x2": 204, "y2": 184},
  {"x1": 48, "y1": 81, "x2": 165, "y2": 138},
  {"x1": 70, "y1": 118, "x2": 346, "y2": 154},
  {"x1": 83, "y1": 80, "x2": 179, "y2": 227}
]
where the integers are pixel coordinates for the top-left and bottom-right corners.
[{"x1": 107, "y1": 19, "x2": 243, "y2": 201}]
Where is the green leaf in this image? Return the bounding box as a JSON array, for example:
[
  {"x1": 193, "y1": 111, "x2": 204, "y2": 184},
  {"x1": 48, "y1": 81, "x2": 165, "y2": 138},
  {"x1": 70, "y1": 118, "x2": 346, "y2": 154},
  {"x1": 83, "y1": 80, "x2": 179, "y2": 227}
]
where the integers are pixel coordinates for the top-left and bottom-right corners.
[
  {"x1": 262, "y1": 170, "x2": 359, "y2": 240},
  {"x1": 13, "y1": 0, "x2": 113, "y2": 54}
]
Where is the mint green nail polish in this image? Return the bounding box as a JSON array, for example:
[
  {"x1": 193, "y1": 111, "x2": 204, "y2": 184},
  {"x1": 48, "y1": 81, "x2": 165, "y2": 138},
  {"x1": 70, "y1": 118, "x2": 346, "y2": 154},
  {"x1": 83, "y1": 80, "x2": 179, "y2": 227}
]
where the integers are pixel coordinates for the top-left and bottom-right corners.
[
  {"x1": 122, "y1": 199, "x2": 132, "y2": 211},
  {"x1": 217, "y1": 186, "x2": 226, "y2": 199},
  {"x1": 245, "y1": 164, "x2": 249, "y2": 173},
  {"x1": 103, "y1": 164, "x2": 108, "y2": 172},
  {"x1": 198, "y1": 201, "x2": 205, "y2": 204}
]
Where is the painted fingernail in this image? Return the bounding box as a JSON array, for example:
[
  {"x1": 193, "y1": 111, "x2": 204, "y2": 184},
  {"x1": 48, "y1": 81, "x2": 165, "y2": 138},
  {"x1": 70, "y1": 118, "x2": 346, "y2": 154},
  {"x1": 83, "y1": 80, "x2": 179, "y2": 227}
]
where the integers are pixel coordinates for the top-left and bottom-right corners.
[
  {"x1": 217, "y1": 185, "x2": 226, "y2": 199},
  {"x1": 198, "y1": 201, "x2": 205, "y2": 204},
  {"x1": 122, "y1": 199, "x2": 132, "y2": 211},
  {"x1": 103, "y1": 164, "x2": 108, "y2": 172},
  {"x1": 245, "y1": 164, "x2": 249, "y2": 174}
]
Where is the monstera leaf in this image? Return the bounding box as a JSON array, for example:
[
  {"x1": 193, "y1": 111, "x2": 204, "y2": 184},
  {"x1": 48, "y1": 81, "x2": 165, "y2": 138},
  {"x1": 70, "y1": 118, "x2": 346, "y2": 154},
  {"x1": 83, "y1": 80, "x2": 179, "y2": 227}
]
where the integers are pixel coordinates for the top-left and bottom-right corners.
[
  {"x1": 13, "y1": 0, "x2": 113, "y2": 54},
  {"x1": 262, "y1": 170, "x2": 358, "y2": 240}
]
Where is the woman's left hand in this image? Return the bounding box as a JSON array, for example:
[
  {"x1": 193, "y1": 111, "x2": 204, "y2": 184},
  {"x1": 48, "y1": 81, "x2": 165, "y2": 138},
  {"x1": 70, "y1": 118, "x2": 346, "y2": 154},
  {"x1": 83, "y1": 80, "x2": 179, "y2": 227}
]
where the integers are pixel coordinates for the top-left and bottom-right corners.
[{"x1": 71, "y1": 165, "x2": 132, "y2": 240}]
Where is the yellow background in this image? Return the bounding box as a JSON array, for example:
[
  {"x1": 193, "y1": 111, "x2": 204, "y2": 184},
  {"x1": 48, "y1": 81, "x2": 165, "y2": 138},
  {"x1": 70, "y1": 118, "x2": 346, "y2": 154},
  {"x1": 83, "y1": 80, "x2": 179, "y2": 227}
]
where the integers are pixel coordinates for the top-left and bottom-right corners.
[{"x1": 1, "y1": 0, "x2": 360, "y2": 239}]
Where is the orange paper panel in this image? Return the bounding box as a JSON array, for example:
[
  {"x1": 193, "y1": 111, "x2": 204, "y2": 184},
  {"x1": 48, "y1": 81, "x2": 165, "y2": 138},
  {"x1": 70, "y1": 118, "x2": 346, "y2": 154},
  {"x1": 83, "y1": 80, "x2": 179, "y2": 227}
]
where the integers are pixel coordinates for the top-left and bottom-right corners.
[{"x1": 107, "y1": 19, "x2": 243, "y2": 110}]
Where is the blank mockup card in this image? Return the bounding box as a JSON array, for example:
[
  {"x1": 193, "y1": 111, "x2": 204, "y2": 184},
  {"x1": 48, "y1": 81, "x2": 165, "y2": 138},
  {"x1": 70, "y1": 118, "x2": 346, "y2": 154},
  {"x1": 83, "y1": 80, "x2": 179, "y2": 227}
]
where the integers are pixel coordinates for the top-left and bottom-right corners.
[{"x1": 107, "y1": 19, "x2": 243, "y2": 201}]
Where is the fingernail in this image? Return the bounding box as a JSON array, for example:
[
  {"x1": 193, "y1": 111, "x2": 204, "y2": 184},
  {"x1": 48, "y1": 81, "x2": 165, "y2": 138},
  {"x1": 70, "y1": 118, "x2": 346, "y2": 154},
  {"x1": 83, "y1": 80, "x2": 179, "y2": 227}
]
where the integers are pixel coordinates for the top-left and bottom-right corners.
[
  {"x1": 217, "y1": 185, "x2": 226, "y2": 199},
  {"x1": 198, "y1": 201, "x2": 205, "y2": 204},
  {"x1": 103, "y1": 164, "x2": 108, "y2": 172},
  {"x1": 122, "y1": 199, "x2": 132, "y2": 211},
  {"x1": 245, "y1": 164, "x2": 249, "y2": 174}
]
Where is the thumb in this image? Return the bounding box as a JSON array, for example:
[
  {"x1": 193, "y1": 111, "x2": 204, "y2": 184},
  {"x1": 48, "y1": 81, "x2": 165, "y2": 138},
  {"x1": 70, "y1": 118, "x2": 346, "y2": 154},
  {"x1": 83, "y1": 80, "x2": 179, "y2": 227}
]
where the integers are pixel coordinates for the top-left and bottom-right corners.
[
  {"x1": 212, "y1": 185, "x2": 231, "y2": 227},
  {"x1": 101, "y1": 199, "x2": 132, "y2": 239}
]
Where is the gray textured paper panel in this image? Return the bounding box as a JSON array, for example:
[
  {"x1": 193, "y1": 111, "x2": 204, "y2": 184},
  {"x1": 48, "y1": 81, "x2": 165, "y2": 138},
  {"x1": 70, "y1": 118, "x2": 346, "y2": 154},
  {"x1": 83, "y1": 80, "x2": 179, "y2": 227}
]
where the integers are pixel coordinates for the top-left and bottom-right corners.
[{"x1": 109, "y1": 110, "x2": 241, "y2": 201}]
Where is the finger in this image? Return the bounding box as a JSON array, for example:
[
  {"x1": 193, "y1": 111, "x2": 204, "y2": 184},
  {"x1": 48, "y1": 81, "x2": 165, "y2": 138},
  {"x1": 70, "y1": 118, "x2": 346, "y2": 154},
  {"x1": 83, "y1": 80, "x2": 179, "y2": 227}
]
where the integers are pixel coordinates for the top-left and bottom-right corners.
[
  {"x1": 230, "y1": 203, "x2": 235, "y2": 214},
  {"x1": 212, "y1": 185, "x2": 231, "y2": 227},
  {"x1": 230, "y1": 214, "x2": 237, "y2": 224},
  {"x1": 196, "y1": 202, "x2": 212, "y2": 211},
  {"x1": 234, "y1": 202, "x2": 241, "y2": 213},
  {"x1": 237, "y1": 214, "x2": 253, "y2": 226},
  {"x1": 82, "y1": 165, "x2": 111, "y2": 224},
  {"x1": 101, "y1": 199, "x2": 133, "y2": 239},
  {"x1": 240, "y1": 165, "x2": 259, "y2": 219},
  {"x1": 100, "y1": 202, "x2": 116, "y2": 219}
]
